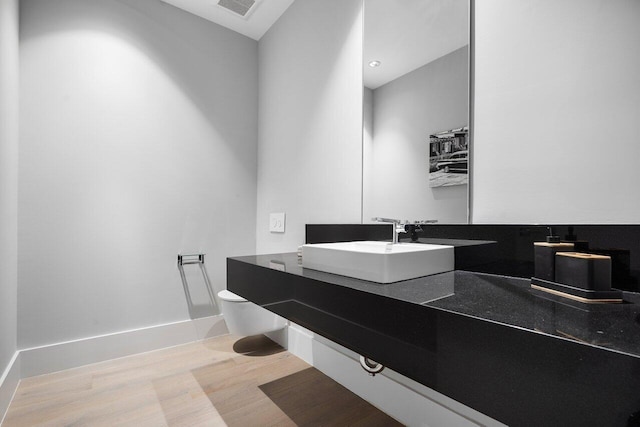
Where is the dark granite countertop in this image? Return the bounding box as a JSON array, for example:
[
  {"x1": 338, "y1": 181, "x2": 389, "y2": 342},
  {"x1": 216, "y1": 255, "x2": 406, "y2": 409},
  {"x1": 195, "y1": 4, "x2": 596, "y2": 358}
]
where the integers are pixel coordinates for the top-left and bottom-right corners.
[
  {"x1": 233, "y1": 252, "x2": 640, "y2": 359},
  {"x1": 229, "y1": 252, "x2": 640, "y2": 425}
]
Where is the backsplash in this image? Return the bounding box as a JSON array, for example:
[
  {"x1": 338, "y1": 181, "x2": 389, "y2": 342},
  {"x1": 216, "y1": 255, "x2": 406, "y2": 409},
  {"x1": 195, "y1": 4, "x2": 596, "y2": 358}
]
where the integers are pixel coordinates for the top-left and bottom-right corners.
[{"x1": 305, "y1": 224, "x2": 640, "y2": 292}]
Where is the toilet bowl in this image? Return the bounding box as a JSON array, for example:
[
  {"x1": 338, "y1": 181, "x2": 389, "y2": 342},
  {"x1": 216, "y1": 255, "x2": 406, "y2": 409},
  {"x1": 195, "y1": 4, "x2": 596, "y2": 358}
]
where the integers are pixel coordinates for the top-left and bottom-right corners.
[{"x1": 218, "y1": 290, "x2": 287, "y2": 336}]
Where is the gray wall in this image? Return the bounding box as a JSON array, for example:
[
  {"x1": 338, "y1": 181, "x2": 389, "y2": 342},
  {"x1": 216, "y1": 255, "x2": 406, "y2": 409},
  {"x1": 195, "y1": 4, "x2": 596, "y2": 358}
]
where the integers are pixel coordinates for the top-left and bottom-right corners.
[
  {"x1": 256, "y1": 0, "x2": 363, "y2": 253},
  {"x1": 363, "y1": 46, "x2": 468, "y2": 223},
  {"x1": 473, "y1": 0, "x2": 640, "y2": 223},
  {"x1": 0, "y1": 0, "x2": 19, "y2": 391},
  {"x1": 18, "y1": 0, "x2": 258, "y2": 348}
]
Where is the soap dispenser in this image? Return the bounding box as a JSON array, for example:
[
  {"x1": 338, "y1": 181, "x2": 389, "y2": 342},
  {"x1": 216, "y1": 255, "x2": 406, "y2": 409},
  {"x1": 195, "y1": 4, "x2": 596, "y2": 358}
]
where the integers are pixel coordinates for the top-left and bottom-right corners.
[{"x1": 533, "y1": 227, "x2": 574, "y2": 281}]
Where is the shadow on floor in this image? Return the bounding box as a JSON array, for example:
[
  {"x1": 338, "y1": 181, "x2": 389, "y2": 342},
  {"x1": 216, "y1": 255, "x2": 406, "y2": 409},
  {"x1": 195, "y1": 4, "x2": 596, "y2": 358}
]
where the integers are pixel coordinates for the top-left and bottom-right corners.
[
  {"x1": 232, "y1": 334, "x2": 286, "y2": 357},
  {"x1": 258, "y1": 367, "x2": 403, "y2": 426}
]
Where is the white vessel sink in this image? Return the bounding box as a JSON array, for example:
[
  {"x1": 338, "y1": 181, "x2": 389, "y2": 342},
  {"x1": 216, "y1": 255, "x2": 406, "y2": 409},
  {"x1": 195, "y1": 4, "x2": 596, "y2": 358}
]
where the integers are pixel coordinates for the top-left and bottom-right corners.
[{"x1": 301, "y1": 241, "x2": 454, "y2": 283}]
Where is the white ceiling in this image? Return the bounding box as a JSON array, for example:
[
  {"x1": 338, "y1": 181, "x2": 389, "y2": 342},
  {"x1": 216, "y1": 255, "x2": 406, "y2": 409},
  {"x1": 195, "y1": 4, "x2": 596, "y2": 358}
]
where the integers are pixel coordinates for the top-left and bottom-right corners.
[
  {"x1": 159, "y1": 0, "x2": 295, "y2": 40},
  {"x1": 159, "y1": 0, "x2": 468, "y2": 89}
]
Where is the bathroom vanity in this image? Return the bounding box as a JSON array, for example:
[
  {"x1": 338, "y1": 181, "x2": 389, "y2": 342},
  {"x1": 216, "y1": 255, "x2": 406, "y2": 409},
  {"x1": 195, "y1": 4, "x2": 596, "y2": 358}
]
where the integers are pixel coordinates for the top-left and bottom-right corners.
[{"x1": 227, "y1": 249, "x2": 640, "y2": 426}]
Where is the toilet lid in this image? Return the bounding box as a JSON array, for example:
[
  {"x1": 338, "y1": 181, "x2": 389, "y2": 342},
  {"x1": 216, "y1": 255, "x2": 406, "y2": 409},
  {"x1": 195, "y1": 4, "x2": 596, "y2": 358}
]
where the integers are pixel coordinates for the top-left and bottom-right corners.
[{"x1": 217, "y1": 290, "x2": 247, "y2": 302}]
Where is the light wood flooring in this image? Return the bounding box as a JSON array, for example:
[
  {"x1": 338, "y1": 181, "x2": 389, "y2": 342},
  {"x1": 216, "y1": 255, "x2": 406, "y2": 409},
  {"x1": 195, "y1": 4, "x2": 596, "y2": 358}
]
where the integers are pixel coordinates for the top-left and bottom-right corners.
[{"x1": 2, "y1": 334, "x2": 402, "y2": 426}]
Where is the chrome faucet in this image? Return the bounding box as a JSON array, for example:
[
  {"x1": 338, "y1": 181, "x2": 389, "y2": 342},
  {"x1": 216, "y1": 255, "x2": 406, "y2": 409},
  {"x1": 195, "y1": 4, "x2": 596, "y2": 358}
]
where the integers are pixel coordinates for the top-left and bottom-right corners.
[{"x1": 371, "y1": 217, "x2": 438, "y2": 244}]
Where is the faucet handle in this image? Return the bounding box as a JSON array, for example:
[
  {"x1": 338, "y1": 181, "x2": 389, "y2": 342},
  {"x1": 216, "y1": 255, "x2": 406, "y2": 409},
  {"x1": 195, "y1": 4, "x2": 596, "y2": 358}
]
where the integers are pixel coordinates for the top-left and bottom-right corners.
[
  {"x1": 371, "y1": 217, "x2": 438, "y2": 225},
  {"x1": 371, "y1": 217, "x2": 404, "y2": 225}
]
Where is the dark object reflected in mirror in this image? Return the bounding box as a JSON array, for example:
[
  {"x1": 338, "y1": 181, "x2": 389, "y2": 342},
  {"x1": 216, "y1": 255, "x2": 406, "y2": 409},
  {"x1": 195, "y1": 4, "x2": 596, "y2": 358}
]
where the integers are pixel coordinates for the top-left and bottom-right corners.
[{"x1": 429, "y1": 126, "x2": 469, "y2": 188}]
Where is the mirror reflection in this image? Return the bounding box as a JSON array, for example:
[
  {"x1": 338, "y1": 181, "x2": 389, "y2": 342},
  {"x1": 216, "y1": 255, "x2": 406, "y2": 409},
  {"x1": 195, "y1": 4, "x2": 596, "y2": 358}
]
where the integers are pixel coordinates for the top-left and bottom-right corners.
[{"x1": 362, "y1": 0, "x2": 470, "y2": 224}]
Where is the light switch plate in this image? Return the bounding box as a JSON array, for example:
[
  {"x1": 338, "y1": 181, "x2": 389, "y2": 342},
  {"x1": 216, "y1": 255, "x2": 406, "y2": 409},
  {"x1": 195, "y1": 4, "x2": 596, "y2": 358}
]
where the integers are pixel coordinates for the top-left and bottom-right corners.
[{"x1": 269, "y1": 212, "x2": 285, "y2": 233}]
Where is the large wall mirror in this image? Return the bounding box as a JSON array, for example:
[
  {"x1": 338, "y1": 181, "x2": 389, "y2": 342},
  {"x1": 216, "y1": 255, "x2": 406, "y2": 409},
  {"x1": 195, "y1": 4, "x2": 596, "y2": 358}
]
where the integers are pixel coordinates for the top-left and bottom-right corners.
[{"x1": 362, "y1": 0, "x2": 470, "y2": 224}]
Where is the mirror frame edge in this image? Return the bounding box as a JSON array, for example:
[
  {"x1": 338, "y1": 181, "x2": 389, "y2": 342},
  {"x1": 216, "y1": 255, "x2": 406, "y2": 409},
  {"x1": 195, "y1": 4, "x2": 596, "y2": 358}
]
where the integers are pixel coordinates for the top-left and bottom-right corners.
[
  {"x1": 467, "y1": 0, "x2": 475, "y2": 225},
  {"x1": 360, "y1": 0, "x2": 365, "y2": 225}
]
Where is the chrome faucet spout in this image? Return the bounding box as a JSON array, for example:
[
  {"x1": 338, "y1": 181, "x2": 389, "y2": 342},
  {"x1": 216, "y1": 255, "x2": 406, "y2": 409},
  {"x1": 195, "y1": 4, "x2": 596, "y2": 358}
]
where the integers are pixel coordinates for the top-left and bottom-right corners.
[
  {"x1": 393, "y1": 223, "x2": 406, "y2": 244},
  {"x1": 371, "y1": 217, "x2": 405, "y2": 243},
  {"x1": 372, "y1": 217, "x2": 438, "y2": 244}
]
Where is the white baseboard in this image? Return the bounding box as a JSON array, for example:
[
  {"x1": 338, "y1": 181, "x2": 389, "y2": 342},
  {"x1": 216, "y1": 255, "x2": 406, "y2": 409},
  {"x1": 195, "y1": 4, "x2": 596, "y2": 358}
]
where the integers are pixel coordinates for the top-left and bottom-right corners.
[
  {"x1": 20, "y1": 315, "x2": 228, "y2": 379},
  {"x1": 5, "y1": 318, "x2": 503, "y2": 426},
  {"x1": 1, "y1": 316, "x2": 227, "y2": 423},
  {"x1": 0, "y1": 352, "x2": 20, "y2": 425},
  {"x1": 286, "y1": 324, "x2": 505, "y2": 427}
]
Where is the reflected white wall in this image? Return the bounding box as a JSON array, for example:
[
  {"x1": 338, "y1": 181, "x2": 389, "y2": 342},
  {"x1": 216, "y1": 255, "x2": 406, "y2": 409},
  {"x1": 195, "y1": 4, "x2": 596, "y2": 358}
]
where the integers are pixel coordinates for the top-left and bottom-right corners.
[{"x1": 363, "y1": 46, "x2": 469, "y2": 224}]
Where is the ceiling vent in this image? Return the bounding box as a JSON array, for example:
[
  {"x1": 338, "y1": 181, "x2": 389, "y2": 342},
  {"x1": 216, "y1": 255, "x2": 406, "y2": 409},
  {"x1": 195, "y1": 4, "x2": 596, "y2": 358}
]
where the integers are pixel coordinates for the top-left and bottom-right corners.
[{"x1": 217, "y1": 0, "x2": 256, "y2": 17}]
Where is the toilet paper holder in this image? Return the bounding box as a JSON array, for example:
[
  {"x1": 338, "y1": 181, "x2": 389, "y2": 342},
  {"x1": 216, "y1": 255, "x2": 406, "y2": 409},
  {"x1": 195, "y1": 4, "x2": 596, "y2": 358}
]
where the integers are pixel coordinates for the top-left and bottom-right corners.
[{"x1": 178, "y1": 253, "x2": 205, "y2": 266}]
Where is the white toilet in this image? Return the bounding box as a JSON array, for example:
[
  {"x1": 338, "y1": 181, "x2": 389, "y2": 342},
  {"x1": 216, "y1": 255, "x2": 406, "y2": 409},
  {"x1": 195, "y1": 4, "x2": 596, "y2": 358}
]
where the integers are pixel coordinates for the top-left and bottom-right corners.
[{"x1": 217, "y1": 290, "x2": 287, "y2": 336}]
